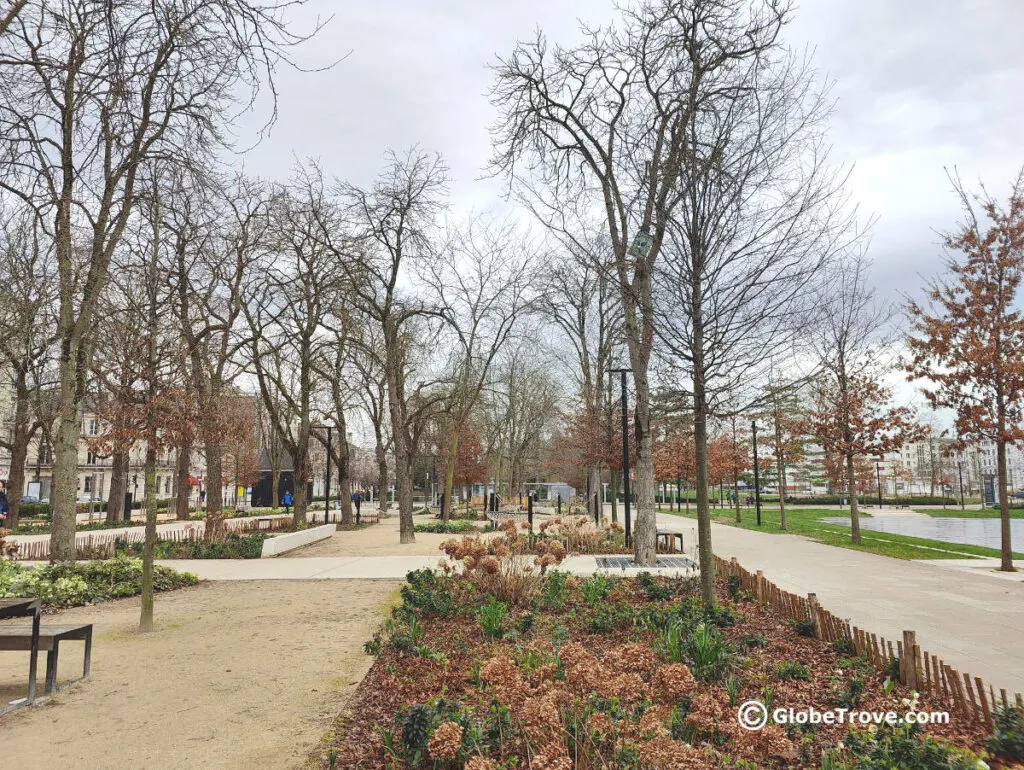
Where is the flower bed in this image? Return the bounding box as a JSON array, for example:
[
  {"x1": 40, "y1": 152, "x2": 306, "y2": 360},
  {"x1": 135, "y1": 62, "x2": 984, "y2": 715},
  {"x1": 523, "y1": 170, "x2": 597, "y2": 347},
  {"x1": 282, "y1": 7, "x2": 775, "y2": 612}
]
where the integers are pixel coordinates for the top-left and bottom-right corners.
[
  {"x1": 0, "y1": 556, "x2": 198, "y2": 609},
  {"x1": 319, "y1": 535, "x2": 1017, "y2": 768},
  {"x1": 118, "y1": 532, "x2": 269, "y2": 559}
]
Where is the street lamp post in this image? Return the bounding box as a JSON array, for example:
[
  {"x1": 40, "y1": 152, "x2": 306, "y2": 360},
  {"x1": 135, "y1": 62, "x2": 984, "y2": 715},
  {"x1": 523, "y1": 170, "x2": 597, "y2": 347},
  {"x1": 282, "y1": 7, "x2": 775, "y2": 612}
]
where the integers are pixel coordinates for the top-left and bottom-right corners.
[
  {"x1": 751, "y1": 421, "x2": 762, "y2": 526},
  {"x1": 876, "y1": 459, "x2": 883, "y2": 507},
  {"x1": 610, "y1": 368, "x2": 632, "y2": 547}
]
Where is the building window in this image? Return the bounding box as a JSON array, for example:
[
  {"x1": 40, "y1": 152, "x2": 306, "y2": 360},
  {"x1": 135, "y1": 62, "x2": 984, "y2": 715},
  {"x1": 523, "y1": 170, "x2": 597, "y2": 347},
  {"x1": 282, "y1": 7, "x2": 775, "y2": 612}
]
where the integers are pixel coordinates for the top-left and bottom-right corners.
[
  {"x1": 83, "y1": 476, "x2": 92, "y2": 493},
  {"x1": 165, "y1": 477, "x2": 171, "y2": 494},
  {"x1": 37, "y1": 442, "x2": 53, "y2": 465},
  {"x1": 87, "y1": 451, "x2": 98, "y2": 466},
  {"x1": 87, "y1": 419, "x2": 98, "y2": 436}
]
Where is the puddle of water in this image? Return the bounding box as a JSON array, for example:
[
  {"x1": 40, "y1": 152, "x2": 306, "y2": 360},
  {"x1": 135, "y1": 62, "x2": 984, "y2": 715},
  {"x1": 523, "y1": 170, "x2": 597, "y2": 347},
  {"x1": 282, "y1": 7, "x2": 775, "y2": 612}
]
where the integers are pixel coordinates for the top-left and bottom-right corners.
[{"x1": 821, "y1": 516, "x2": 1024, "y2": 552}]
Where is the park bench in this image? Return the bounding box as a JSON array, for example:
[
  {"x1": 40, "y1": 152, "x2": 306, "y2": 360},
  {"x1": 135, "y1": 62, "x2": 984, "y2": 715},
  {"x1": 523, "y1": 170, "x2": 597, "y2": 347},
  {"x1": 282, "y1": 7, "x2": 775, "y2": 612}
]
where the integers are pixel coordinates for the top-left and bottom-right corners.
[
  {"x1": 656, "y1": 531, "x2": 685, "y2": 554},
  {"x1": 0, "y1": 623, "x2": 92, "y2": 695}
]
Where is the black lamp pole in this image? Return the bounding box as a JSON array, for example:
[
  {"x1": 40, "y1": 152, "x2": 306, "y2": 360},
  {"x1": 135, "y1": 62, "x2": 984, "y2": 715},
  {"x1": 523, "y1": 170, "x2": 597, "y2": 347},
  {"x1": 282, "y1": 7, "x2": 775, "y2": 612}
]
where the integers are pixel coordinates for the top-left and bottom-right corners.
[
  {"x1": 611, "y1": 368, "x2": 632, "y2": 547},
  {"x1": 751, "y1": 421, "x2": 762, "y2": 526},
  {"x1": 876, "y1": 459, "x2": 883, "y2": 507}
]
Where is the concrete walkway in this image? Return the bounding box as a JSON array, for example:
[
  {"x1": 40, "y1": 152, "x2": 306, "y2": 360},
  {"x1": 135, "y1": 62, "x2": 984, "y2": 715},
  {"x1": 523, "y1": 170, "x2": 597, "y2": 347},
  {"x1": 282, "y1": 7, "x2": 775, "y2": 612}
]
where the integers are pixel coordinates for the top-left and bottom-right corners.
[{"x1": 656, "y1": 511, "x2": 1024, "y2": 695}]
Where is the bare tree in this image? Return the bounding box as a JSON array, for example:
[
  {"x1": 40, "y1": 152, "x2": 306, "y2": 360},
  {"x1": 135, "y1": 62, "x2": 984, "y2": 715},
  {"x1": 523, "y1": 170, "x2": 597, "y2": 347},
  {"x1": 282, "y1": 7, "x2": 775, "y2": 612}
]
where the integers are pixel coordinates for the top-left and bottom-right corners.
[
  {"x1": 0, "y1": 0, "x2": 316, "y2": 559},
  {"x1": 645, "y1": 2, "x2": 854, "y2": 602},
  {"x1": 245, "y1": 169, "x2": 344, "y2": 526},
  {"x1": 0, "y1": 205, "x2": 56, "y2": 528},
  {"x1": 351, "y1": 329, "x2": 392, "y2": 515},
  {"x1": 429, "y1": 217, "x2": 536, "y2": 522},
  {"x1": 332, "y1": 148, "x2": 448, "y2": 543},
  {"x1": 543, "y1": 237, "x2": 622, "y2": 519},
  {"x1": 491, "y1": 0, "x2": 749, "y2": 563}
]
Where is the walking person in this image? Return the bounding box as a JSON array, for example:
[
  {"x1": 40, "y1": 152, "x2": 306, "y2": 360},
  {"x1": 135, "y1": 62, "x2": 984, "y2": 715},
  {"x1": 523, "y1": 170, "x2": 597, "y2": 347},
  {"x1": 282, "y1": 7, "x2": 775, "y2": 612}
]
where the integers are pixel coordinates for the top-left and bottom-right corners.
[
  {"x1": 282, "y1": 490, "x2": 293, "y2": 516},
  {"x1": 0, "y1": 482, "x2": 9, "y2": 525}
]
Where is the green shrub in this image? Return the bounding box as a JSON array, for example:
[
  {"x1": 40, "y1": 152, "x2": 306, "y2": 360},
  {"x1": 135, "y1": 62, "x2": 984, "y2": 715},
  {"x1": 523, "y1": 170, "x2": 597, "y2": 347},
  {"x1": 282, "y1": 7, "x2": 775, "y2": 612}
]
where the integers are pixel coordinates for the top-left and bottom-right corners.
[
  {"x1": 831, "y1": 676, "x2": 865, "y2": 708},
  {"x1": 988, "y1": 705, "x2": 1024, "y2": 760},
  {"x1": 833, "y1": 636, "x2": 856, "y2": 655},
  {"x1": 842, "y1": 722, "x2": 985, "y2": 769},
  {"x1": 414, "y1": 520, "x2": 479, "y2": 534},
  {"x1": 400, "y1": 569, "x2": 458, "y2": 617},
  {"x1": 790, "y1": 618, "x2": 816, "y2": 637},
  {"x1": 727, "y1": 574, "x2": 741, "y2": 601},
  {"x1": 580, "y1": 574, "x2": 612, "y2": 607},
  {"x1": 120, "y1": 533, "x2": 267, "y2": 559},
  {"x1": 686, "y1": 621, "x2": 736, "y2": 681},
  {"x1": 0, "y1": 556, "x2": 197, "y2": 608},
  {"x1": 775, "y1": 661, "x2": 812, "y2": 681},
  {"x1": 477, "y1": 597, "x2": 508, "y2": 640},
  {"x1": 637, "y1": 571, "x2": 671, "y2": 601},
  {"x1": 539, "y1": 570, "x2": 570, "y2": 609},
  {"x1": 742, "y1": 633, "x2": 768, "y2": 649}
]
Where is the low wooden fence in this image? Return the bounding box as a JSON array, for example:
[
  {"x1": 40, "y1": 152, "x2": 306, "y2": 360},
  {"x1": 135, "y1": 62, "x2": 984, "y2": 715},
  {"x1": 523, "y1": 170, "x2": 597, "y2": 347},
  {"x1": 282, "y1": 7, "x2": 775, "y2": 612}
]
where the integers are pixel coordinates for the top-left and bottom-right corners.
[
  {"x1": 715, "y1": 554, "x2": 1019, "y2": 729},
  {"x1": 13, "y1": 515, "x2": 294, "y2": 561}
]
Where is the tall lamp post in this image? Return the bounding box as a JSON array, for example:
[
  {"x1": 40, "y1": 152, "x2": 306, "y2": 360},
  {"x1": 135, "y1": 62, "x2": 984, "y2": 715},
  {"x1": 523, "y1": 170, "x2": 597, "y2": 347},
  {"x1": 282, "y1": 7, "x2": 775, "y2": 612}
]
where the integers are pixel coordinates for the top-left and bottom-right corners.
[
  {"x1": 610, "y1": 367, "x2": 632, "y2": 547},
  {"x1": 751, "y1": 421, "x2": 762, "y2": 526},
  {"x1": 313, "y1": 425, "x2": 332, "y2": 525},
  {"x1": 876, "y1": 459, "x2": 884, "y2": 507}
]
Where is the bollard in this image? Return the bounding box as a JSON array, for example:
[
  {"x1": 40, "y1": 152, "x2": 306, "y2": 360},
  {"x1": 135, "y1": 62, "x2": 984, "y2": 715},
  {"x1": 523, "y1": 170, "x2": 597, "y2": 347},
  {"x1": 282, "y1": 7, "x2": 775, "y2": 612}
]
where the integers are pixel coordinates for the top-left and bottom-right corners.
[{"x1": 527, "y1": 493, "x2": 534, "y2": 533}]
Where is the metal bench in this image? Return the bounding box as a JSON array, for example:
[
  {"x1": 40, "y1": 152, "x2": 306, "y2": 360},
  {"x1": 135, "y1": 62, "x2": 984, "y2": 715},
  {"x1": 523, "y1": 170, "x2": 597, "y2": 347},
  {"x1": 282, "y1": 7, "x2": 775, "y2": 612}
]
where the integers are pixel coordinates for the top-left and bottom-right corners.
[
  {"x1": 656, "y1": 531, "x2": 685, "y2": 553},
  {"x1": 0, "y1": 623, "x2": 92, "y2": 695}
]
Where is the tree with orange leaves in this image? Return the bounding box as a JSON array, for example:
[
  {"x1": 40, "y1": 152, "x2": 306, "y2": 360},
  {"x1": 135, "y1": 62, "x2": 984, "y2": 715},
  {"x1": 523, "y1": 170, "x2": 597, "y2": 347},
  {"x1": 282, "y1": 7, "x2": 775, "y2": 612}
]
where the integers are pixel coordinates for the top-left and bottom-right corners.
[
  {"x1": 654, "y1": 429, "x2": 695, "y2": 511},
  {"x1": 807, "y1": 373, "x2": 920, "y2": 542},
  {"x1": 907, "y1": 172, "x2": 1024, "y2": 571}
]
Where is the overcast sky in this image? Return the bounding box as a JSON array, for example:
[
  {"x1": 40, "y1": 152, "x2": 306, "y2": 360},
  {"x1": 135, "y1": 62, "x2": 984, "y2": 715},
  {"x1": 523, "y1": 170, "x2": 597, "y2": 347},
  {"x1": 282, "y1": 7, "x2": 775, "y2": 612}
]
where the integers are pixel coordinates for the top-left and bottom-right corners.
[{"x1": 240, "y1": 0, "x2": 1022, "y2": 308}]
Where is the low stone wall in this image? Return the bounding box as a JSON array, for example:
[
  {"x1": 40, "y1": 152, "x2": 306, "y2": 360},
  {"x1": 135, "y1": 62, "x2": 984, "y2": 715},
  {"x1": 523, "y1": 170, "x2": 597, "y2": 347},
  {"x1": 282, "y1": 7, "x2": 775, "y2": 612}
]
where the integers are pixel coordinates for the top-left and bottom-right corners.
[{"x1": 260, "y1": 524, "x2": 335, "y2": 557}]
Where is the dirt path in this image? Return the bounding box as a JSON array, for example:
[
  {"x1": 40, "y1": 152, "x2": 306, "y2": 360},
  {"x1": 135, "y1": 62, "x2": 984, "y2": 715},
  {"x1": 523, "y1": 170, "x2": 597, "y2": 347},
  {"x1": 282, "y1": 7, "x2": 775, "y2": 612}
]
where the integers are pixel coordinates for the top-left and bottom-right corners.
[
  {"x1": 286, "y1": 513, "x2": 492, "y2": 557},
  {"x1": 0, "y1": 580, "x2": 397, "y2": 769}
]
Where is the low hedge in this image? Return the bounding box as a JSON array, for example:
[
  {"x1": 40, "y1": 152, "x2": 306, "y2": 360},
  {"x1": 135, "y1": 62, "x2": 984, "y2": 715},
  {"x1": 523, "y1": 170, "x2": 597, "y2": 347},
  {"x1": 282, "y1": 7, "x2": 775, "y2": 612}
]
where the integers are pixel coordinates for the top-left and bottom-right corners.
[
  {"x1": 0, "y1": 556, "x2": 198, "y2": 608},
  {"x1": 119, "y1": 533, "x2": 268, "y2": 560}
]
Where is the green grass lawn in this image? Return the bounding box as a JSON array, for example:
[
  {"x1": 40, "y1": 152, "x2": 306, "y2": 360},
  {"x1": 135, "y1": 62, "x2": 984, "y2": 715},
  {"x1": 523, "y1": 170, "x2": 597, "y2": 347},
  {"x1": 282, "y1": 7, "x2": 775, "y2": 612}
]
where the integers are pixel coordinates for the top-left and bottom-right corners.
[
  {"x1": 660, "y1": 505, "x2": 1024, "y2": 562},
  {"x1": 913, "y1": 507, "x2": 1024, "y2": 519}
]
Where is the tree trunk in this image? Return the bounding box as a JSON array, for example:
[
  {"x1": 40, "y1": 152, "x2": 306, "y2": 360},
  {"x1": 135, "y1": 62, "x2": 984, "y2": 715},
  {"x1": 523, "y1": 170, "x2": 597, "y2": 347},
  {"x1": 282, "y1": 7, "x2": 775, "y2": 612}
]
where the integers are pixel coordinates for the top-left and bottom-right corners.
[
  {"x1": 610, "y1": 468, "x2": 618, "y2": 523},
  {"x1": 996, "y1": 438, "x2": 1015, "y2": 571},
  {"x1": 6, "y1": 383, "x2": 33, "y2": 530},
  {"x1": 270, "y1": 456, "x2": 280, "y2": 512},
  {"x1": 50, "y1": 384, "x2": 83, "y2": 560},
  {"x1": 174, "y1": 441, "x2": 192, "y2": 520},
  {"x1": 774, "y1": 414, "x2": 787, "y2": 531},
  {"x1": 292, "y1": 457, "x2": 308, "y2": 527},
  {"x1": 631, "y1": 364, "x2": 657, "y2": 565},
  {"x1": 846, "y1": 451, "x2": 861, "y2": 544},
  {"x1": 106, "y1": 451, "x2": 127, "y2": 523},
  {"x1": 588, "y1": 467, "x2": 601, "y2": 524},
  {"x1": 337, "y1": 431, "x2": 353, "y2": 527},
  {"x1": 139, "y1": 445, "x2": 158, "y2": 632},
  {"x1": 204, "y1": 437, "x2": 224, "y2": 542},
  {"x1": 442, "y1": 427, "x2": 459, "y2": 524},
  {"x1": 375, "y1": 440, "x2": 389, "y2": 516},
  {"x1": 693, "y1": 373, "x2": 715, "y2": 607}
]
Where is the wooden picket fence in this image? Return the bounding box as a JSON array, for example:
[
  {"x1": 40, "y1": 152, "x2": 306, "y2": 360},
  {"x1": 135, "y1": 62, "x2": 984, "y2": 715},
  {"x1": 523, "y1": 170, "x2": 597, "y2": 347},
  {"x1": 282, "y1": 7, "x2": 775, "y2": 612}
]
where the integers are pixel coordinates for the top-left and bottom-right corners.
[
  {"x1": 715, "y1": 554, "x2": 1020, "y2": 729},
  {"x1": 12, "y1": 515, "x2": 294, "y2": 561}
]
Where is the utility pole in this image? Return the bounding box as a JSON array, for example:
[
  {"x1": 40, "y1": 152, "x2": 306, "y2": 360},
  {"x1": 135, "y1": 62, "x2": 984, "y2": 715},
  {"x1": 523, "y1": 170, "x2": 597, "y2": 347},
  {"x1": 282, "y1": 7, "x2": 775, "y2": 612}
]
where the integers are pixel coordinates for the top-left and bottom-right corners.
[
  {"x1": 610, "y1": 368, "x2": 632, "y2": 547},
  {"x1": 751, "y1": 420, "x2": 762, "y2": 526}
]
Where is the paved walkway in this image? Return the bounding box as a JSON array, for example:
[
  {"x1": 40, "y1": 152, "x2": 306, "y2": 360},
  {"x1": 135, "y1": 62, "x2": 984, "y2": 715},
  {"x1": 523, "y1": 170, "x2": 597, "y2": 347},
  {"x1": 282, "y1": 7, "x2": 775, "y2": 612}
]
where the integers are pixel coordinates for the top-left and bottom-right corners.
[{"x1": 655, "y1": 512, "x2": 1024, "y2": 695}]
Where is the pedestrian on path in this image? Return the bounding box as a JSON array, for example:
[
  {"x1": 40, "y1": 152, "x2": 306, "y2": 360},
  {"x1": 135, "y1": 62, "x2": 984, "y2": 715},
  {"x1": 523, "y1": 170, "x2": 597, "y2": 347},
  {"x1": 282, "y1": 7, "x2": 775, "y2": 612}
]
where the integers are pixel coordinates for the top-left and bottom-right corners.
[
  {"x1": 0, "y1": 482, "x2": 9, "y2": 524},
  {"x1": 282, "y1": 490, "x2": 293, "y2": 515}
]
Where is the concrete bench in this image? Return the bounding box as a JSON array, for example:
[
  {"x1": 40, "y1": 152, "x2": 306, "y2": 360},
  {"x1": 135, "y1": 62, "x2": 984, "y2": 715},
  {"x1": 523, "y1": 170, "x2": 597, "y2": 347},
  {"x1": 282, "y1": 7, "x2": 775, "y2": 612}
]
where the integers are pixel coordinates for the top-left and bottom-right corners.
[{"x1": 0, "y1": 623, "x2": 92, "y2": 694}]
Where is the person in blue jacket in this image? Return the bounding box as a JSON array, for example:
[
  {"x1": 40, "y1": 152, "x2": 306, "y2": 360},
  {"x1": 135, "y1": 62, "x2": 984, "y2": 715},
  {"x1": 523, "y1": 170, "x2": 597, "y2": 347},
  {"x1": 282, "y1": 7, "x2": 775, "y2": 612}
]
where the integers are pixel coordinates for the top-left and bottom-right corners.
[{"x1": 282, "y1": 490, "x2": 293, "y2": 514}]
